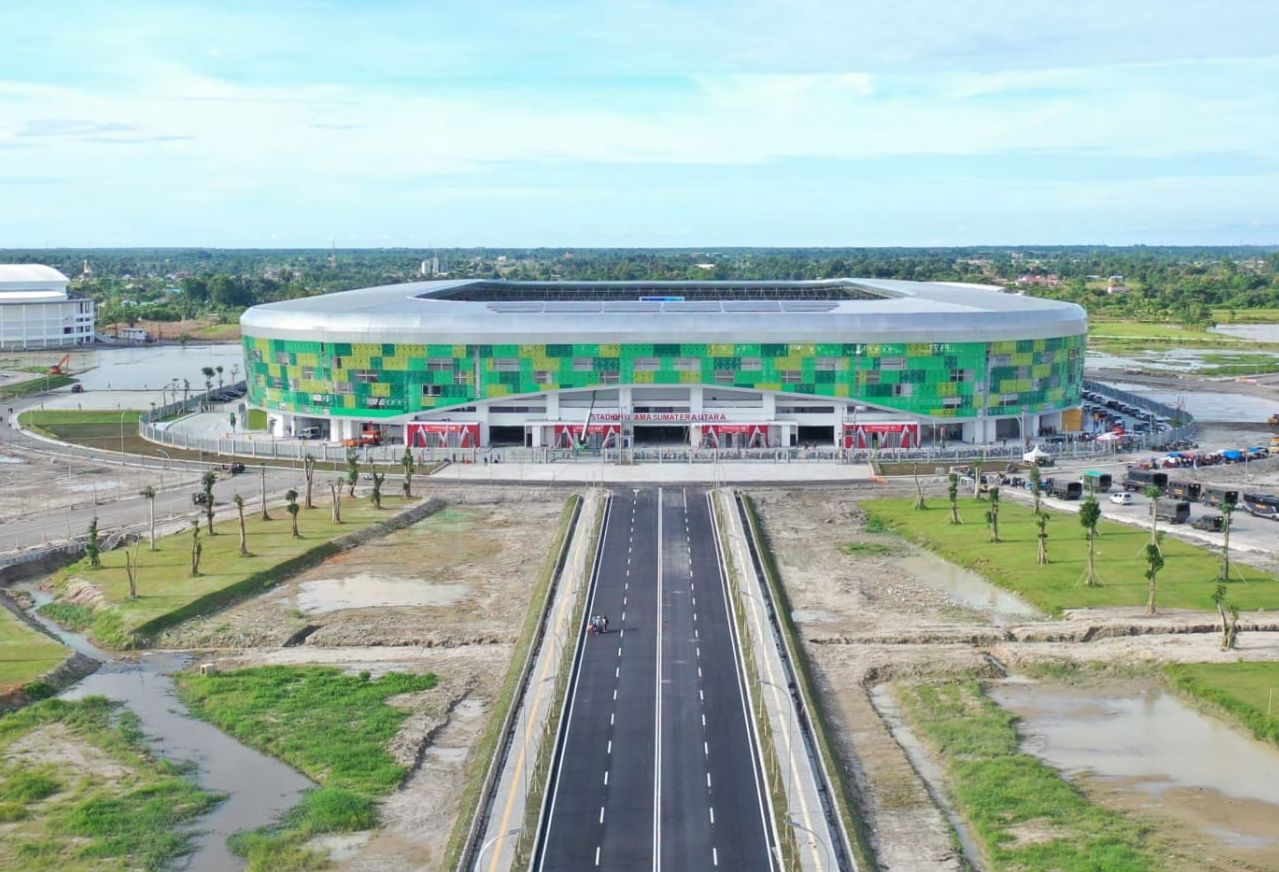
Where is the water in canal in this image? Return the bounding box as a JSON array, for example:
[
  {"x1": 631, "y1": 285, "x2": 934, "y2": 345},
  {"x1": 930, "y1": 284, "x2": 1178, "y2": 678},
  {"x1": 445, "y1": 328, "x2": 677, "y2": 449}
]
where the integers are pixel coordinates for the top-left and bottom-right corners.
[{"x1": 19, "y1": 585, "x2": 314, "y2": 872}]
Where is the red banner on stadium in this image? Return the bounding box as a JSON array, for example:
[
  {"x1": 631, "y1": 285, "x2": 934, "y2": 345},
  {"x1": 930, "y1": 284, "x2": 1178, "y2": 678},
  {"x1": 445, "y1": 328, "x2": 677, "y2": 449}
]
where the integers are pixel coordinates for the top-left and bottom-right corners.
[
  {"x1": 842, "y1": 421, "x2": 920, "y2": 449},
  {"x1": 405, "y1": 422, "x2": 480, "y2": 448}
]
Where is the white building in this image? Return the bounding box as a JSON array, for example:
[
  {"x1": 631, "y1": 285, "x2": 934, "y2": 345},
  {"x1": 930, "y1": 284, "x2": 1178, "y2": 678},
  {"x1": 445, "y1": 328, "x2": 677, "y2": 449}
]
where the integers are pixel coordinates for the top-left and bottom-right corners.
[{"x1": 0, "y1": 265, "x2": 95, "y2": 349}]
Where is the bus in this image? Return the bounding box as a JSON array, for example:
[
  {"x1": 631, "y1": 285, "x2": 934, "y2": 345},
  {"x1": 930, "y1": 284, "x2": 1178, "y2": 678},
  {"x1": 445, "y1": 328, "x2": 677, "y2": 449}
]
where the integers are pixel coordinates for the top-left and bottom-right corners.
[
  {"x1": 1200, "y1": 486, "x2": 1240, "y2": 509},
  {"x1": 1240, "y1": 492, "x2": 1279, "y2": 520},
  {"x1": 1123, "y1": 469, "x2": 1168, "y2": 492}
]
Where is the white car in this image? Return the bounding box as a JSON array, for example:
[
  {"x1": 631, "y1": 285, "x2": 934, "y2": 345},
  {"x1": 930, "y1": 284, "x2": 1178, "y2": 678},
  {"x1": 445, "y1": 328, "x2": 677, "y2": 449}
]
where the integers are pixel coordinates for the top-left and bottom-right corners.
[{"x1": 1109, "y1": 491, "x2": 1133, "y2": 505}]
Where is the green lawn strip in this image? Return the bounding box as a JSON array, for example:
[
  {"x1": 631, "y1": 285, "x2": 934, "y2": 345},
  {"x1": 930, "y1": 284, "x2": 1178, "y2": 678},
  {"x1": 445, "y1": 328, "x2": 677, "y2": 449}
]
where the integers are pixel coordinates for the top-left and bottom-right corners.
[
  {"x1": 1088, "y1": 320, "x2": 1236, "y2": 342},
  {"x1": 0, "y1": 374, "x2": 74, "y2": 401},
  {"x1": 839, "y1": 541, "x2": 898, "y2": 557},
  {"x1": 895, "y1": 679, "x2": 1158, "y2": 871},
  {"x1": 1165, "y1": 662, "x2": 1279, "y2": 747},
  {"x1": 439, "y1": 494, "x2": 582, "y2": 872},
  {"x1": 863, "y1": 497, "x2": 1279, "y2": 614},
  {"x1": 175, "y1": 666, "x2": 436, "y2": 871},
  {"x1": 0, "y1": 608, "x2": 67, "y2": 690},
  {"x1": 0, "y1": 696, "x2": 221, "y2": 871},
  {"x1": 45, "y1": 495, "x2": 416, "y2": 648}
]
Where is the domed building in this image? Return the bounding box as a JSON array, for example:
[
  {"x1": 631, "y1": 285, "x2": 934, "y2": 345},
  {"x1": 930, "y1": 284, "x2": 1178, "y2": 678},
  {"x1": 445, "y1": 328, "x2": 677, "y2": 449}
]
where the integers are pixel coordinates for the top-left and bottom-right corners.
[{"x1": 0, "y1": 265, "x2": 95, "y2": 349}]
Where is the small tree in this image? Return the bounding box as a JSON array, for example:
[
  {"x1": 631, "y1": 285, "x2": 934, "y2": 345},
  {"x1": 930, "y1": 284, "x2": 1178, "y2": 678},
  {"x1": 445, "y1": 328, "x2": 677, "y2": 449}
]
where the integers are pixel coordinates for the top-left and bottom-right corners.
[
  {"x1": 228, "y1": 412, "x2": 237, "y2": 432},
  {"x1": 139, "y1": 485, "x2": 157, "y2": 551},
  {"x1": 330, "y1": 480, "x2": 342, "y2": 524},
  {"x1": 1145, "y1": 485, "x2": 1163, "y2": 553},
  {"x1": 985, "y1": 486, "x2": 1001, "y2": 542},
  {"x1": 401, "y1": 448, "x2": 416, "y2": 499},
  {"x1": 1036, "y1": 511, "x2": 1050, "y2": 565},
  {"x1": 201, "y1": 366, "x2": 215, "y2": 409},
  {"x1": 215, "y1": 364, "x2": 224, "y2": 390},
  {"x1": 303, "y1": 453, "x2": 317, "y2": 509},
  {"x1": 124, "y1": 544, "x2": 142, "y2": 599},
  {"x1": 201, "y1": 470, "x2": 217, "y2": 534},
  {"x1": 259, "y1": 465, "x2": 271, "y2": 521},
  {"x1": 1144, "y1": 542, "x2": 1165, "y2": 615},
  {"x1": 947, "y1": 472, "x2": 962, "y2": 525},
  {"x1": 85, "y1": 516, "x2": 101, "y2": 568},
  {"x1": 1213, "y1": 583, "x2": 1240, "y2": 650},
  {"x1": 190, "y1": 520, "x2": 203, "y2": 576},
  {"x1": 1029, "y1": 465, "x2": 1043, "y2": 515},
  {"x1": 346, "y1": 449, "x2": 359, "y2": 498},
  {"x1": 369, "y1": 467, "x2": 386, "y2": 509},
  {"x1": 1079, "y1": 495, "x2": 1102, "y2": 586},
  {"x1": 233, "y1": 494, "x2": 248, "y2": 557},
  {"x1": 1220, "y1": 501, "x2": 1236, "y2": 581},
  {"x1": 912, "y1": 462, "x2": 926, "y2": 510},
  {"x1": 972, "y1": 459, "x2": 985, "y2": 500},
  {"x1": 286, "y1": 489, "x2": 301, "y2": 538}
]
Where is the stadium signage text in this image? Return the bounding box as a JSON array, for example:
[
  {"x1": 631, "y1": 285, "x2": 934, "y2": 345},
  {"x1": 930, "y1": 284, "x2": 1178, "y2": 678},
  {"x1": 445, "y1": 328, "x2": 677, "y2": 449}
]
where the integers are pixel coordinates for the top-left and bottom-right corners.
[{"x1": 592, "y1": 412, "x2": 728, "y2": 423}]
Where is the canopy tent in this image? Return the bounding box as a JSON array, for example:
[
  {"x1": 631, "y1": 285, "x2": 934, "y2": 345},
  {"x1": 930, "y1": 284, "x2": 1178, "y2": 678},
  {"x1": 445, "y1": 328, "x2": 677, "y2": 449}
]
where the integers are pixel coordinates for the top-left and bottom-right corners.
[{"x1": 1023, "y1": 444, "x2": 1052, "y2": 463}]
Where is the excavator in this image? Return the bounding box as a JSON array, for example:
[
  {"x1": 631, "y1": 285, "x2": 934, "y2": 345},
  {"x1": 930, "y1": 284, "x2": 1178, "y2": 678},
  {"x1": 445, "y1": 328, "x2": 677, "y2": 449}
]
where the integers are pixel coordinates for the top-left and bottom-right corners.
[{"x1": 47, "y1": 354, "x2": 70, "y2": 375}]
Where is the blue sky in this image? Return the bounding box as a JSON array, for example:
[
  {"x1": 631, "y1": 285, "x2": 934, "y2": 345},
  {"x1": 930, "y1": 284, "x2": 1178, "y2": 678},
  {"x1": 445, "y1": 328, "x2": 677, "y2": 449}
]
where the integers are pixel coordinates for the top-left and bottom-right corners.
[{"x1": 2, "y1": 0, "x2": 1277, "y2": 247}]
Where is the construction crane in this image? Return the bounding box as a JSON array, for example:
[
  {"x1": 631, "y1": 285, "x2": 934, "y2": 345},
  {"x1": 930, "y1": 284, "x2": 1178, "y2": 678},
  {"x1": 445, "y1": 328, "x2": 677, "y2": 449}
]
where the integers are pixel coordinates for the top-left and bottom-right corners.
[{"x1": 48, "y1": 354, "x2": 70, "y2": 375}]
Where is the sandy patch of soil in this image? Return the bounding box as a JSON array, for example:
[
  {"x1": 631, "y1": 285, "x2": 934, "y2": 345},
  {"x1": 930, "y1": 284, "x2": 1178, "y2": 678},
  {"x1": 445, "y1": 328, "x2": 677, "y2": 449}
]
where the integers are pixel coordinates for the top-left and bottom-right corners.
[{"x1": 5, "y1": 722, "x2": 132, "y2": 781}]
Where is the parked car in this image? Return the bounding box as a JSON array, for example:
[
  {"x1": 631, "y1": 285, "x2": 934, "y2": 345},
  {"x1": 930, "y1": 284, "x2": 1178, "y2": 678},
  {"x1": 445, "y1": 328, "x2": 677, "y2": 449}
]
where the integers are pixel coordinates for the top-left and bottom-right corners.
[
  {"x1": 70, "y1": 383, "x2": 85, "y2": 393},
  {"x1": 1109, "y1": 491, "x2": 1133, "y2": 505},
  {"x1": 191, "y1": 492, "x2": 208, "y2": 505}
]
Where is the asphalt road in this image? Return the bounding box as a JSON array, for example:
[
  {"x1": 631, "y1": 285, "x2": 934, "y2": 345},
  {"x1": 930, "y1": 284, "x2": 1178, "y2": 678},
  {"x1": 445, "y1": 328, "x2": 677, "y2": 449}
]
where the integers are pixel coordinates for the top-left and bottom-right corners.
[{"x1": 537, "y1": 487, "x2": 773, "y2": 871}]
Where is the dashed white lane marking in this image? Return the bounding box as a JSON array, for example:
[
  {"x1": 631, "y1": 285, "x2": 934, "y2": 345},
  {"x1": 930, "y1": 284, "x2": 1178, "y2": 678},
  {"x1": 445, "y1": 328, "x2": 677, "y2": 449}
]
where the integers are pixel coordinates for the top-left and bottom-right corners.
[
  {"x1": 610, "y1": 713, "x2": 615, "y2": 726},
  {"x1": 695, "y1": 629, "x2": 699, "y2": 639},
  {"x1": 604, "y1": 770, "x2": 610, "y2": 785},
  {"x1": 709, "y1": 806, "x2": 715, "y2": 824},
  {"x1": 619, "y1": 629, "x2": 625, "y2": 639},
  {"x1": 622, "y1": 611, "x2": 627, "y2": 621},
  {"x1": 693, "y1": 612, "x2": 698, "y2": 622},
  {"x1": 702, "y1": 713, "x2": 707, "y2": 727},
  {"x1": 595, "y1": 845, "x2": 601, "y2": 866},
  {"x1": 613, "y1": 689, "x2": 617, "y2": 700},
  {"x1": 696, "y1": 646, "x2": 701, "y2": 658},
  {"x1": 699, "y1": 689, "x2": 704, "y2": 701},
  {"x1": 706, "y1": 772, "x2": 712, "y2": 788},
  {"x1": 623, "y1": 596, "x2": 627, "y2": 606},
  {"x1": 617, "y1": 646, "x2": 623, "y2": 657},
  {"x1": 616, "y1": 666, "x2": 620, "y2": 678},
  {"x1": 599, "y1": 806, "x2": 606, "y2": 824},
  {"x1": 607, "y1": 740, "x2": 612, "y2": 754},
  {"x1": 713, "y1": 846, "x2": 719, "y2": 867},
  {"x1": 692, "y1": 596, "x2": 696, "y2": 606},
  {"x1": 704, "y1": 740, "x2": 709, "y2": 756},
  {"x1": 698, "y1": 666, "x2": 703, "y2": 679}
]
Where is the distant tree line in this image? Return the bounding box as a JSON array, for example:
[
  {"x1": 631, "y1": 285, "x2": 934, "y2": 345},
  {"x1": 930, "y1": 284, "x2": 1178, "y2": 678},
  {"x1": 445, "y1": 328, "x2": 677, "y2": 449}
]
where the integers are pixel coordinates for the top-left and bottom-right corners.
[{"x1": 2, "y1": 245, "x2": 1278, "y2": 329}]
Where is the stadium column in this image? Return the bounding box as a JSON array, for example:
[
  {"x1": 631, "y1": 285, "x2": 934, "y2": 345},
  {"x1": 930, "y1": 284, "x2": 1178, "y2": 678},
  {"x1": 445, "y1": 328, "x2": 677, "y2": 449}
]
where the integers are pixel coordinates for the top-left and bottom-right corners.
[{"x1": 546, "y1": 391, "x2": 560, "y2": 419}]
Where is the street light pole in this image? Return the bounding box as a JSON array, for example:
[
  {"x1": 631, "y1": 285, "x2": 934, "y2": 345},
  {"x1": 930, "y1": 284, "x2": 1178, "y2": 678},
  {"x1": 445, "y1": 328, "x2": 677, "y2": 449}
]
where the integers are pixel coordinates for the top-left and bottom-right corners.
[
  {"x1": 474, "y1": 827, "x2": 521, "y2": 871},
  {"x1": 787, "y1": 817, "x2": 836, "y2": 872}
]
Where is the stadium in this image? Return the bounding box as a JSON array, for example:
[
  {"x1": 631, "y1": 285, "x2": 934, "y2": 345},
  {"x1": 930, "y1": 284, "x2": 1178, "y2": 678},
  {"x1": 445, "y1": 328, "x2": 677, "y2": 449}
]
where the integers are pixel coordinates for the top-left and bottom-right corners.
[{"x1": 240, "y1": 278, "x2": 1087, "y2": 450}]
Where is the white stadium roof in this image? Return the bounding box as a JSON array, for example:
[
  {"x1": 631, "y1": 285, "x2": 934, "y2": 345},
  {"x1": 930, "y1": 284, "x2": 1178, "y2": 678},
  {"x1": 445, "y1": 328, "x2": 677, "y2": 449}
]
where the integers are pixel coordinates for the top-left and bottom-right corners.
[
  {"x1": 242, "y1": 278, "x2": 1087, "y2": 345},
  {"x1": 0, "y1": 264, "x2": 71, "y2": 301}
]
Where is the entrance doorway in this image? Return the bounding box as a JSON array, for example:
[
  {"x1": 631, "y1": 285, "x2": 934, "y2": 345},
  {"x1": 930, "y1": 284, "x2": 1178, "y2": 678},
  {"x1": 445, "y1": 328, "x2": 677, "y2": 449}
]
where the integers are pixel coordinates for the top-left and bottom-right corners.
[
  {"x1": 797, "y1": 425, "x2": 833, "y2": 446},
  {"x1": 632, "y1": 425, "x2": 690, "y2": 446}
]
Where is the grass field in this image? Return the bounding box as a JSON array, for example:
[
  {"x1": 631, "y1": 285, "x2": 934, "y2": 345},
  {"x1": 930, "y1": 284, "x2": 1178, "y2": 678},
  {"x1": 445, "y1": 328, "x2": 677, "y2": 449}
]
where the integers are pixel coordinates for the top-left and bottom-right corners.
[
  {"x1": 176, "y1": 666, "x2": 438, "y2": 870},
  {"x1": 0, "y1": 609, "x2": 67, "y2": 691},
  {"x1": 0, "y1": 374, "x2": 74, "y2": 401},
  {"x1": 0, "y1": 696, "x2": 221, "y2": 871},
  {"x1": 1215, "y1": 308, "x2": 1279, "y2": 324},
  {"x1": 45, "y1": 494, "x2": 414, "y2": 647},
  {"x1": 896, "y1": 680, "x2": 1158, "y2": 871},
  {"x1": 1166, "y1": 662, "x2": 1279, "y2": 747},
  {"x1": 863, "y1": 497, "x2": 1279, "y2": 614}
]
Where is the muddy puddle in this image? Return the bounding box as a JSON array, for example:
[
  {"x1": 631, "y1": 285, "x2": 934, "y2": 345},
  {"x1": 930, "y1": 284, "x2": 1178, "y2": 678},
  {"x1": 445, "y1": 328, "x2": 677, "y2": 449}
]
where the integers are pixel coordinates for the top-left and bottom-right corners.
[
  {"x1": 19, "y1": 585, "x2": 314, "y2": 872},
  {"x1": 895, "y1": 551, "x2": 1040, "y2": 623},
  {"x1": 991, "y1": 679, "x2": 1279, "y2": 866},
  {"x1": 286, "y1": 573, "x2": 472, "y2": 614}
]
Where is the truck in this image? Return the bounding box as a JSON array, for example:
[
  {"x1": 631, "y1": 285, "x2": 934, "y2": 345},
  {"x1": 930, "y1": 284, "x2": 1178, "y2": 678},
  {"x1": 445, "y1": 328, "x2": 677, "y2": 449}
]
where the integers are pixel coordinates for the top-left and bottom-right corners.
[
  {"x1": 1050, "y1": 481, "x2": 1083, "y2": 500},
  {"x1": 1166, "y1": 480, "x2": 1201, "y2": 502},
  {"x1": 1081, "y1": 470, "x2": 1112, "y2": 493},
  {"x1": 1155, "y1": 499, "x2": 1191, "y2": 524},
  {"x1": 1122, "y1": 469, "x2": 1168, "y2": 492},
  {"x1": 1200, "y1": 486, "x2": 1240, "y2": 509}
]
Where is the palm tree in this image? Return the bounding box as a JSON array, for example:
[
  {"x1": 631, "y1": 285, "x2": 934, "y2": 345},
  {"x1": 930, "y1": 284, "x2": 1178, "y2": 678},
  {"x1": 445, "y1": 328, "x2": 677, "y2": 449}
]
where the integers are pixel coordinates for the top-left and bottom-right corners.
[
  {"x1": 1220, "y1": 500, "x2": 1236, "y2": 581},
  {"x1": 190, "y1": 520, "x2": 203, "y2": 576},
  {"x1": 346, "y1": 450, "x2": 359, "y2": 498},
  {"x1": 369, "y1": 467, "x2": 386, "y2": 509},
  {"x1": 985, "y1": 486, "x2": 1001, "y2": 542},
  {"x1": 1035, "y1": 511, "x2": 1050, "y2": 565},
  {"x1": 1213, "y1": 583, "x2": 1240, "y2": 650},
  {"x1": 201, "y1": 470, "x2": 217, "y2": 534},
  {"x1": 286, "y1": 489, "x2": 301, "y2": 538},
  {"x1": 303, "y1": 454, "x2": 316, "y2": 509},
  {"x1": 947, "y1": 473, "x2": 962, "y2": 525},
  {"x1": 215, "y1": 364, "x2": 224, "y2": 391},
  {"x1": 259, "y1": 466, "x2": 271, "y2": 521},
  {"x1": 401, "y1": 449, "x2": 415, "y2": 499},
  {"x1": 1144, "y1": 542, "x2": 1164, "y2": 615},
  {"x1": 1079, "y1": 494, "x2": 1102, "y2": 586},
  {"x1": 201, "y1": 366, "x2": 215, "y2": 409},
  {"x1": 1029, "y1": 465, "x2": 1043, "y2": 515},
  {"x1": 233, "y1": 494, "x2": 248, "y2": 557},
  {"x1": 1145, "y1": 485, "x2": 1163, "y2": 553},
  {"x1": 330, "y1": 480, "x2": 342, "y2": 523},
  {"x1": 139, "y1": 485, "x2": 157, "y2": 551}
]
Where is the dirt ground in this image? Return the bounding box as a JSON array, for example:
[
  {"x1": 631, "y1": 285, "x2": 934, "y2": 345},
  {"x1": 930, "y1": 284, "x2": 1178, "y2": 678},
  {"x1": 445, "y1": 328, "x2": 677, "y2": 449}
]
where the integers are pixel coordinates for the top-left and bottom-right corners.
[
  {"x1": 170, "y1": 488, "x2": 568, "y2": 872},
  {"x1": 749, "y1": 485, "x2": 1279, "y2": 872}
]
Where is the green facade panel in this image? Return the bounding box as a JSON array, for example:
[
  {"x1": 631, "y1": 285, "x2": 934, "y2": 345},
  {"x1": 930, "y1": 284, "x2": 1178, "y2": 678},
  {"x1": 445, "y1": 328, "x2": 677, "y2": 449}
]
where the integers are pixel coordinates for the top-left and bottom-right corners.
[{"x1": 242, "y1": 333, "x2": 1085, "y2": 420}]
